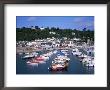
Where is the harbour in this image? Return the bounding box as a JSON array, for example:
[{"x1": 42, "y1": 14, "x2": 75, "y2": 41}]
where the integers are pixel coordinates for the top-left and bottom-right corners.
[{"x1": 16, "y1": 47, "x2": 94, "y2": 74}]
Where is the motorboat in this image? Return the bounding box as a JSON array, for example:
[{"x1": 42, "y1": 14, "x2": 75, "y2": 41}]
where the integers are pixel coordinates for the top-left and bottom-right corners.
[
  {"x1": 72, "y1": 48, "x2": 82, "y2": 56},
  {"x1": 85, "y1": 60, "x2": 94, "y2": 67},
  {"x1": 49, "y1": 60, "x2": 68, "y2": 71},
  {"x1": 27, "y1": 56, "x2": 46, "y2": 64},
  {"x1": 82, "y1": 56, "x2": 94, "y2": 67},
  {"x1": 23, "y1": 52, "x2": 38, "y2": 59},
  {"x1": 40, "y1": 54, "x2": 49, "y2": 60},
  {"x1": 56, "y1": 55, "x2": 70, "y2": 61},
  {"x1": 78, "y1": 54, "x2": 88, "y2": 60},
  {"x1": 23, "y1": 54, "x2": 35, "y2": 59},
  {"x1": 32, "y1": 52, "x2": 38, "y2": 57},
  {"x1": 35, "y1": 56, "x2": 44, "y2": 61},
  {"x1": 47, "y1": 51, "x2": 53, "y2": 57},
  {"x1": 26, "y1": 60, "x2": 38, "y2": 65},
  {"x1": 72, "y1": 48, "x2": 79, "y2": 52},
  {"x1": 53, "y1": 50, "x2": 58, "y2": 54},
  {"x1": 72, "y1": 51, "x2": 82, "y2": 56}
]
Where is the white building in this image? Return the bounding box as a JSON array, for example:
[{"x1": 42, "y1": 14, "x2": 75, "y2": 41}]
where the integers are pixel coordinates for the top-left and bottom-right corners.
[{"x1": 49, "y1": 31, "x2": 56, "y2": 35}]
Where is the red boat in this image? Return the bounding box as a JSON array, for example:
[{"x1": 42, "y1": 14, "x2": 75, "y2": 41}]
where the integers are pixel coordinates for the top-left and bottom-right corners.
[
  {"x1": 35, "y1": 56, "x2": 44, "y2": 61},
  {"x1": 27, "y1": 56, "x2": 45, "y2": 64}
]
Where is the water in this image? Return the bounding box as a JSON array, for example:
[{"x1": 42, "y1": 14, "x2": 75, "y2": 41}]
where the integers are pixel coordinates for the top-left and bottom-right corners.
[{"x1": 16, "y1": 50, "x2": 94, "y2": 74}]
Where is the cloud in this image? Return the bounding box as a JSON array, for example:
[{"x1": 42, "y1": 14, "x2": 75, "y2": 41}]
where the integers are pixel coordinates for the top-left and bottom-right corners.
[{"x1": 27, "y1": 17, "x2": 36, "y2": 21}]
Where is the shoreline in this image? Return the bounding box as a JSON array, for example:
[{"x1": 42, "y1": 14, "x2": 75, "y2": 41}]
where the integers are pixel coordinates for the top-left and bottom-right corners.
[{"x1": 16, "y1": 47, "x2": 43, "y2": 53}]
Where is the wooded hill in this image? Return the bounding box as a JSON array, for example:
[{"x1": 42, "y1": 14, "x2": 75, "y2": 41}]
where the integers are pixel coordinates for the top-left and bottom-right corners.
[{"x1": 16, "y1": 27, "x2": 94, "y2": 42}]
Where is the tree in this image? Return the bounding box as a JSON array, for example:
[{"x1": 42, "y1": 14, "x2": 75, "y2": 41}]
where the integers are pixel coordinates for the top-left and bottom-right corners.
[
  {"x1": 83, "y1": 28, "x2": 86, "y2": 31},
  {"x1": 35, "y1": 26, "x2": 39, "y2": 29},
  {"x1": 16, "y1": 27, "x2": 94, "y2": 42}
]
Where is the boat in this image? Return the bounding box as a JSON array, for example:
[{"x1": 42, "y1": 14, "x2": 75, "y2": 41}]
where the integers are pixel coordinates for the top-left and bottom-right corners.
[
  {"x1": 18, "y1": 52, "x2": 23, "y2": 55},
  {"x1": 72, "y1": 48, "x2": 82, "y2": 56},
  {"x1": 48, "y1": 54, "x2": 70, "y2": 71},
  {"x1": 26, "y1": 60, "x2": 38, "y2": 65},
  {"x1": 48, "y1": 60, "x2": 68, "y2": 71},
  {"x1": 56, "y1": 55, "x2": 70, "y2": 61},
  {"x1": 40, "y1": 54, "x2": 49, "y2": 60},
  {"x1": 53, "y1": 50, "x2": 58, "y2": 54},
  {"x1": 36, "y1": 56, "x2": 44, "y2": 61},
  {"x1": 46, "y1": 51, "x2": 53, "y2": 57},
  {"x1": 26, "y1": 56, "x2": 46, "y2": 64},
  {"x1": 32, "y1": 52, "x2": 38, "y2": 57},
  {"x1": 72, "y1": 51, "x2": 82, "y2": 56},
  {"x1": 82, "y1": 56, "x2": 90, "y2": 63},
  {"x1": 78, "y1": 54, "x2": 88, "y2": 60},
  {"x1": 23, "y1": 52, "x2": 38, "y2": 59},
  {"x1": 82, "y1": 56, "x2": 94, "y2": 67},
  {"x1": 85, "y1": 60, "x2": 94, "y2": 67},
  {"x1": 61, "y1": 51, "x2": 69, "y2": 56},
  {"x1": 72, "y1": 48, "x2": 79, "y2": 52},
  {"x1": 23, "y1": 54, "x2": 35, "y2": 59},
  {"x1": 61, "y1": 49, "x2": 68, "y2": 52}
]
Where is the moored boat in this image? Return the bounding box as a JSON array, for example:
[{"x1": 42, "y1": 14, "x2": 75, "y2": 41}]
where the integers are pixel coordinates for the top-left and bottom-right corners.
[
  {"x1": 23, "y1": 52, "x2": 38, "y2": 59},
  {"x1": 48, "y1": 61, "x2": 68, "y2": 71}
]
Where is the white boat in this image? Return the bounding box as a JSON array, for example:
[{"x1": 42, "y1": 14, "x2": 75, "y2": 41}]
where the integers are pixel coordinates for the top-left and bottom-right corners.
[
  {"x1": 61, "y1": 51, "x2": 69, "y2": 56},
  {"x1": 47, "y1": 52, "x2": 53, "y2": 57},
  {"x1": 53, "y1": 50, "x2": 58, "y2": 54},
  {"x1": 23, "y1": 54, "x2": 35, "y2": 59},
  {"x1": 72, "y1": 51, "x2": 82, "y2": 56},
  {"x1": 18, "y1": 52, "x2": 23, "y2": 55},
  {"x1": 23, "y1": 52, "x2": 38, "y2": 59},
  {"x1": 56, "y1": 55, "x2": 70, "y2": 61},
  {"x1": 82, "y1": 57, "x2": 89, "y2": 63},
  {"x1": 72, "y1": 48, "x2": 79, "y2": 52},
  {"x1": 72, "y1": 48, "x2": 82, "y2": 56},
  {"x1": 82, "y1": 56, "x2": 94, "y2": 66},
  {"x1": 32, "y1": 52, "x2": 38, "y2": 57},
  {"x1": 78, "y1": 54, "x2": 88, "y2": 58},
  {"x1": 85, "y1": 60, "x2": 94, "y2": 67},
  {"x1": 52, "y1": 60, "x2": 65, "y2": 63},
  {"x1": 25, "y1": 52, "x2": 29, "y2": 55},
  {"x1": 27, "y1": 61, "x2": 38, "y2": 66},
  {"x1": 61, "y1": 49, "x2": 68, "y2": 52}
]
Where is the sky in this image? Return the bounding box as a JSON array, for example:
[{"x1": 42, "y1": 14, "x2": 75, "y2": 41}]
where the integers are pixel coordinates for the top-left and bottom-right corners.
[{"x1": 16, "y1": 16, "x2": 94, "y2": 30}]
